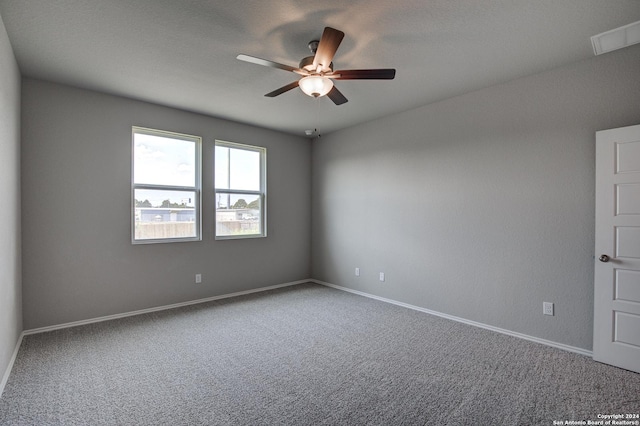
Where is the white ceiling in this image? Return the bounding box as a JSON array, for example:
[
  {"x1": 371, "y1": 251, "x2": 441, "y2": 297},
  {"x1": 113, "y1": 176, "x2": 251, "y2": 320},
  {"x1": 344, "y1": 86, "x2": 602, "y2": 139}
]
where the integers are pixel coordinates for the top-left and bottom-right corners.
[{"x1": 1, "y1": 0, "x2": 639, "y2": 136}]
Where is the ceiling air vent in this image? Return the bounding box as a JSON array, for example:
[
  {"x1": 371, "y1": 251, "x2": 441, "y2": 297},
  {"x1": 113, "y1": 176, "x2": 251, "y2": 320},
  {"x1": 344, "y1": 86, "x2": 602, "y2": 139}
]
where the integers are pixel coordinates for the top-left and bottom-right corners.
[{"x1": 591, "y1": 20, "x2": 640, "y2": 55}]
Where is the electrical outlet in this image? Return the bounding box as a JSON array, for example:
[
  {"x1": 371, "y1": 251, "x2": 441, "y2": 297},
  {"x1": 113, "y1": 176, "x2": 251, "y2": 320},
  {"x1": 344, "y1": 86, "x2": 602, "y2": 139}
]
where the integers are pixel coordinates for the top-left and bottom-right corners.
[
  {"x1": 195, "y1": 274, "x2": 202, "y2": 284},
  {"x1": 355, "y1": 267, "x2": 360, "y2": 277},
  {"x1": 543, "y1": 302, "x2": 554, "y2": 316},
  {"x1": 379, "y1": 272, "x2": 385, "y2": 282}
]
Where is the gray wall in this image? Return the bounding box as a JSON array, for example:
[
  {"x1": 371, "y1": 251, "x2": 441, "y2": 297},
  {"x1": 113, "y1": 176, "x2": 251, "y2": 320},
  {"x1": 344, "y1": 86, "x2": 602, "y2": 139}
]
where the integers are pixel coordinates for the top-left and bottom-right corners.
[
  {"x1": 0, "y1": 13, "x2": 21, "y2": 381},
  {"x1": 21, "y1": 79, "x2": 311, "y2": 329},
  {"x1": 311, "y1": 44, "x2": 640, "y2": 351}
]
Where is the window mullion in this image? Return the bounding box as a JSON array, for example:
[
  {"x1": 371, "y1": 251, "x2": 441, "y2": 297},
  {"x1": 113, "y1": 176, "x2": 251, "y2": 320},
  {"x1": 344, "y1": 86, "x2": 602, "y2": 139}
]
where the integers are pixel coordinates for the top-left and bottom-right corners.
[
  {"x1": 136, "y1": 184, "x2": 197, "y2": 192},
  {"x1": 215, "y1": 189, "x2": 261, "y2": 196}
]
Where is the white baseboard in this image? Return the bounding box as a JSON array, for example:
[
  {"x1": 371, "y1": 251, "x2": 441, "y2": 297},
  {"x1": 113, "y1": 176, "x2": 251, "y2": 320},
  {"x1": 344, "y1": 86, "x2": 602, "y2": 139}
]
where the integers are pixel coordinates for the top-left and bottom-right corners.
[
  {"x1": 311, "y1": 279, "x2": 593, "y2": 358},
  {"x1": 0, "y1": 332, "x2": 23, "y2": 398},
  {"x1": 1, "y1": 279, "x2": 310, "y2": 399},
  {"x1": 4, "y1": 277, "x2": 591, "y2": 400},
  {"x1": 23, "y1": 279, "x2": 310, "y2": 336}
]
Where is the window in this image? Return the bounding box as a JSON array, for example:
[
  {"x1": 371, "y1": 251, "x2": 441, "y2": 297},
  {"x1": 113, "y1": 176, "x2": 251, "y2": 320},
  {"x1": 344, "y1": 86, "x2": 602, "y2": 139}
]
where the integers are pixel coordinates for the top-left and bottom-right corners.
[
  {"x1": 215, "y1": 140, "x2": 266, "y2": 239},
  {"x1": 132, "y1": 127, "x2": 201, "y2": 243}
]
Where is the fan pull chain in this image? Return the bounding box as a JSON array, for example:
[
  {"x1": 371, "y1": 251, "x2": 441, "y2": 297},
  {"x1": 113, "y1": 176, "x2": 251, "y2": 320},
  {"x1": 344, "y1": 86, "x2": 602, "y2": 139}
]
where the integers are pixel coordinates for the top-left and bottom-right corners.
[{"x1": 315, "y1": 97, "x2": 321, "y2": 138}]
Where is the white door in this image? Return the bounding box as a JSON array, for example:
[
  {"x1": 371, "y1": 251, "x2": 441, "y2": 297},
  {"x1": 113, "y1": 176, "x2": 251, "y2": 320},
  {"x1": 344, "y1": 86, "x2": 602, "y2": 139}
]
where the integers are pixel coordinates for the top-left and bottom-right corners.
[{"x1": 594, "y1": 123, "x2": 640, "y2": 373}]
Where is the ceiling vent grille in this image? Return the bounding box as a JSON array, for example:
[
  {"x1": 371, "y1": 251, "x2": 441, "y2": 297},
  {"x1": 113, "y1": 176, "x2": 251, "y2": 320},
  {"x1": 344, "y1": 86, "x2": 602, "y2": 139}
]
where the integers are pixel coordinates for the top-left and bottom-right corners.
[{"x1": 591, "y1": 20, "x2": 640, "y2": 55}]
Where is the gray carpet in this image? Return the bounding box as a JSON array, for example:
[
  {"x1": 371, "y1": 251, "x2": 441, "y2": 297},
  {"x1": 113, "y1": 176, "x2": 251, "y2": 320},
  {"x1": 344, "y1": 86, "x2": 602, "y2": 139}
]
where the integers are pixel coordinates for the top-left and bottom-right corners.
[{"x1": 1, "y1": 283, "x2": 638, "y2": 425}]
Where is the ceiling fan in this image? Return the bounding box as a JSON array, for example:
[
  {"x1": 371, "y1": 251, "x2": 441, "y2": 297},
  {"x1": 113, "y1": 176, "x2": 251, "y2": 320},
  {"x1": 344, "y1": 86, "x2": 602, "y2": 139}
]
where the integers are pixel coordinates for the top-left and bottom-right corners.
[{"x1": 237, "y1": 27, "x2": 396, "y2": 105}]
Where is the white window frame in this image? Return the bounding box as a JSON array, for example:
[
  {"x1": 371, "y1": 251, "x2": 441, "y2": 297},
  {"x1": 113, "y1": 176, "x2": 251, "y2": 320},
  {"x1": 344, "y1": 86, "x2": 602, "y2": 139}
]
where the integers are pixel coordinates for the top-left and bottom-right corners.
[
  {"x1": 132, "y1": 126, "x2": 202, "y2": 244},
  {"x1": 215, "y1": 140, "x2": 267, "y2": 240}
]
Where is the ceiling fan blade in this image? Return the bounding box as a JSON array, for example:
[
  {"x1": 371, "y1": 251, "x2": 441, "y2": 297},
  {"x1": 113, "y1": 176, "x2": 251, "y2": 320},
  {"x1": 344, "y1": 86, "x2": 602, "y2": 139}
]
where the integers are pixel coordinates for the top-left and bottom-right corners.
[
  {"x1": 312, "y1": 27, "x2": 344, "y2": 72},
  {"x1": 265, "y1": 81, "x2": 299, "y2": 97},
  {"x1": 327, "y1": 85, "x2": 348, "y2": 105},
  {"x1": 237, "y1": 54, "x2": 299, "y2": 73},
  {"x1": 331, "y1": 69, "x2": 396, "y2": 80}
]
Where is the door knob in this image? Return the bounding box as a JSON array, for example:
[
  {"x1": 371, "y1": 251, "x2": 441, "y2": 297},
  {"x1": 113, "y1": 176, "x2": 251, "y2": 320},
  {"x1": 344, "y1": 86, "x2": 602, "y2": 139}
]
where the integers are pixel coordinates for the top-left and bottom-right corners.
[{"x1": 599, "y1": 254, "x2": 610, "y2": 263}]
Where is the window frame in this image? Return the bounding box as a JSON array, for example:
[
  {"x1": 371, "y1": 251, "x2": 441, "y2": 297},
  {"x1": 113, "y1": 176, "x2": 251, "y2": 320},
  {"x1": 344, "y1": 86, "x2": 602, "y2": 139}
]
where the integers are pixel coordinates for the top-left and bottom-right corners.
[
  {"x1": 214, "y1": 140, "x2": 267, "y2": 240},
  {"x1": 131, "y1": 126, "x2": 202, "y2": 244}
]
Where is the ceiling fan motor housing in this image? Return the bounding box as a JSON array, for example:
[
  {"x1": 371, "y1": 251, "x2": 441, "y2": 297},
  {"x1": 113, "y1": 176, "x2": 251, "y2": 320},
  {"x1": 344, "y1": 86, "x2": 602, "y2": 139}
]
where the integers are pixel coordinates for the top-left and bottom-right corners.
[{"x1": 299, "y1": 55, "x2": 333, "y2": 74}]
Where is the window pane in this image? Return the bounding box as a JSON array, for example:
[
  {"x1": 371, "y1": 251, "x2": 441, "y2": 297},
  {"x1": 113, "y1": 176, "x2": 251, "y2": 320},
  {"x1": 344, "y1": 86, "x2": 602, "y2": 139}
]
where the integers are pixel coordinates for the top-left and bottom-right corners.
[
  {"x1": 134, "y1": 189, "x2": 197, "y2": 240},
  {"x1": 230, "y1": 149, "x2": 260, "y2": 191},
  {"x1": 134, "y1": 133, "x2": 195, "y2": 187},
  {"x1": 215, "y1": 145, "x2": 260, "y2": 191},
  {"x1": 215, "y1": 193, "x2": 261, "y2": 237},
  {"x1": 215, "y1": 146, "x2": 229, "y2": 189}
]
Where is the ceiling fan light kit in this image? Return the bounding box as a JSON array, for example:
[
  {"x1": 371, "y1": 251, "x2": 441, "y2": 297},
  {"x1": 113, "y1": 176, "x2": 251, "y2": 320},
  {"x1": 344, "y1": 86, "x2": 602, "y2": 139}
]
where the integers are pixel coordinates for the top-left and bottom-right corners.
[
  {"x1": 299, "y1": 75, "x2": 334, "y2": 97},
  {"x1": 237, "y1": 27, "x2": 396, "y2": 105}
]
